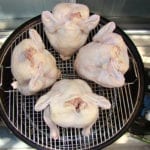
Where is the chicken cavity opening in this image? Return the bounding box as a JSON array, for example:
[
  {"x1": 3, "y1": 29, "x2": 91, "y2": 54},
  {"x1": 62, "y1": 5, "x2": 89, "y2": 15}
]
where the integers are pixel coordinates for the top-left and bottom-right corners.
[
  {"x1": 70, "y1": 12, "x2": 81, "y2": 19},
  {"x1": 65, "y1": 97, "x2": 87, "y2": 112},
  {"x1": 69, "y1": 12, "x2": 82, "y2": 23},
  {"x1": 24, "y1": 47, "x2": 36, "y2": 67}
]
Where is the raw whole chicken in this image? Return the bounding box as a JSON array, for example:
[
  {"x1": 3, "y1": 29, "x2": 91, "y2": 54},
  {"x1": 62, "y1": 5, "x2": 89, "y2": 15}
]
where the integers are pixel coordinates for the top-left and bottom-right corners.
[
  {"x1": 42, "y1": 3, "x2": 100, "y2": 60},
  {"x1": 11, "y1": 29, "x2": 60, "y2": 95},
  {"x1": 74, "y1": 22, "x2": 129, "y2": 88},
  {"x1": 34, "y1": 79, "x2": 111, "y2": 139}
]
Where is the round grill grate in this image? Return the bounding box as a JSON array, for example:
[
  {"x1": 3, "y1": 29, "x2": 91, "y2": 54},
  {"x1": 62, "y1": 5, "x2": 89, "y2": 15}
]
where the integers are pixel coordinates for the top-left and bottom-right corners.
[{"x1": 0, "y1": 16, "x2": 144, "y2": 150}]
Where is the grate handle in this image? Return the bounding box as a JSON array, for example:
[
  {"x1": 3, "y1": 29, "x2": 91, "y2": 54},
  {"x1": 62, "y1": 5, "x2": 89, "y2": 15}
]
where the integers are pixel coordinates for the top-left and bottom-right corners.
[{"x1": 0, "y1": 65, "x2": 3, "y2": 87}]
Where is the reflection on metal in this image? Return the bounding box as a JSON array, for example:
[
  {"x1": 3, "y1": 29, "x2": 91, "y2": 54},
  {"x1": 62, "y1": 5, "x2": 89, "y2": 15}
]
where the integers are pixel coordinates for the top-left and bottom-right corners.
[
  {"x1": 124, "y1": 30, "x2": 150, "y2": 68},
  {"x1": 65, "y1": 0, "x2": 76, "y2": 3},
  {"x1": 125, "y1": 30, "x2": 150, "y2": 35}
]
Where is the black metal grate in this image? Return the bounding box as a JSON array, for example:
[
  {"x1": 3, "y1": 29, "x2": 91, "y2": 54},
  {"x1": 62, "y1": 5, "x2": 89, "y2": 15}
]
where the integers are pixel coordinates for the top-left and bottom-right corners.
[{"x1": 0, "y1": 17, "x2": 143, "y2": 150}]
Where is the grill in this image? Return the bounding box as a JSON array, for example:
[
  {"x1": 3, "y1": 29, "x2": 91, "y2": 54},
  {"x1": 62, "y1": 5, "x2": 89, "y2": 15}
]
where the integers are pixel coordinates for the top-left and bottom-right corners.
[{"x1": 0, "y1": 15, "x2": 144, "y2": 150}]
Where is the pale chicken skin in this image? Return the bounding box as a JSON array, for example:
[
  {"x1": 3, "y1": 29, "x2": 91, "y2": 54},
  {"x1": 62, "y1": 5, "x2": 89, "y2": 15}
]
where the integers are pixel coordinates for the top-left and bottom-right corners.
[
  {"x1": 74, "y1": 22, "x2": 129, "y2": 88},
  {"x1": 11, "y1": 29, "x2": 60, "y2": 95},
  {"x1": 35, "y1": 79, "x2": 111, "y2": 140},
  {"x1": 42, "y1": 3, "x2": 100, "y2": 60}
]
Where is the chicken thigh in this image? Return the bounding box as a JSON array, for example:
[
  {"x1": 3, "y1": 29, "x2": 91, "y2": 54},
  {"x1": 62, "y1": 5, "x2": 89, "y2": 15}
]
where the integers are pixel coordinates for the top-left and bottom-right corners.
[
  {"x1": 74, "y1": 22, "x2": 129, "y2": 88},
  {"x1": 11, "y1": 29, "x2": 60, "y2": 95},
  {"x1": 35, "y1": 79, "x2": 111, "y2": 139},
  {"x1": 42, "y1": 3, "x2": 100, "y2": 60}
]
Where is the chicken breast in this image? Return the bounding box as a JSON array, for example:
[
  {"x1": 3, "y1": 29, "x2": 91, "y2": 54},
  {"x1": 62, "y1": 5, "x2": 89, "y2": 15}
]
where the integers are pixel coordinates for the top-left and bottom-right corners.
[
  {"x1": 74, "y1": 22, "x2": 129, "y2": 88},
  {"x1": 35, "y1": 79, "x2": 111, "y2": 139},
  {"x1": 42, "y1": 3, "x2": 100, "y2": 60},
  {"x1": 11, "y1": 29, "x2": 60, "y2": 95}
]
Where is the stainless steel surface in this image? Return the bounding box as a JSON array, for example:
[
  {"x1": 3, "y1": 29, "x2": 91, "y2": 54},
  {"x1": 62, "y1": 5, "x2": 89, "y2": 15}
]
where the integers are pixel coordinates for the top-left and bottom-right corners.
[
  {"x1": 0, "y1": 18, "x2": 143, "y2": 149},
  {"x1": 125, "y1": 30, "x2": 150, "y2": 68}
]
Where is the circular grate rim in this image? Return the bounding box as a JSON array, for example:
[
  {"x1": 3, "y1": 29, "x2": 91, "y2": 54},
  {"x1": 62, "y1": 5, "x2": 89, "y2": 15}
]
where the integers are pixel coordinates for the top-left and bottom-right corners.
[{"x1": 0, "y1": 15, "x2": 144, "y2": 150}]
